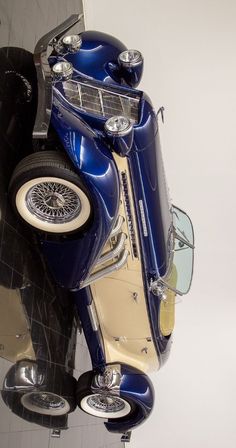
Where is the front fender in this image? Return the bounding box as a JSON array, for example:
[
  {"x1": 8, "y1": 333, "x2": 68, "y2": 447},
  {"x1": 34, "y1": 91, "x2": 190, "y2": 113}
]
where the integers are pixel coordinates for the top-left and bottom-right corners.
[
  {"x1": 64, "y1": 30, "x2": 127, "y2": 84},
  {"x1": 40, "y1": 92, "x2": 120, "y2": 289},
  {"x1": 105, "y1": 365, "x2": 155, "y2": 433}
]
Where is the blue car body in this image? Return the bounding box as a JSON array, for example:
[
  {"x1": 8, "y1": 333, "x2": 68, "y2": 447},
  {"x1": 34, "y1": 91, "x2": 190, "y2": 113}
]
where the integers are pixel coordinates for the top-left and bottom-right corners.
[{"x1": 7, "y1": 15, "x2": 194, "y2": 435}]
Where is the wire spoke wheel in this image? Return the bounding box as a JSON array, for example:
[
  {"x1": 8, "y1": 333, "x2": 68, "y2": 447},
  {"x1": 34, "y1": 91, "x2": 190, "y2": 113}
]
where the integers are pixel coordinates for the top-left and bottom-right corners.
[
  {"x1": 21, "y1": 391, "x2": 70, "y2": 416},
  {"x1": 9, "y1": 151, "x2": 92, "y2": 234},
  {"x1": 80, "y1": 393, "x2": 131, "y2": 419},
  {"x1": 26, "y1": 181, "x2": 81, "y2": 224},
  {"x1": 88, "y1": 394, "x2": 125, "y2": 412}
]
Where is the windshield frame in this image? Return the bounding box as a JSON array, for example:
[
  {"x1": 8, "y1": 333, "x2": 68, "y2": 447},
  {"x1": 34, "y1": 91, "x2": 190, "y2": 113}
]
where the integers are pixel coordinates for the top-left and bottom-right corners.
[{"x1": 159, "y1": 205, "x2": 195, "y2": 296}]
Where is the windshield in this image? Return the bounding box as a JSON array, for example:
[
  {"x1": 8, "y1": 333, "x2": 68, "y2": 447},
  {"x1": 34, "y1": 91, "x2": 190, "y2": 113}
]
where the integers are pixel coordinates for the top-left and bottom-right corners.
[{"x1": 162, "y1": 206, "x2": 194, "y2": 295}]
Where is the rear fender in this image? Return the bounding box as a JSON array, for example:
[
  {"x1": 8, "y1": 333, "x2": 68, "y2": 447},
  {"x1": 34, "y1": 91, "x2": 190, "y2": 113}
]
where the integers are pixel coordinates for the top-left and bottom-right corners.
[{"x1": 105, "y1": 365, "x2": 154, "y2": 433}]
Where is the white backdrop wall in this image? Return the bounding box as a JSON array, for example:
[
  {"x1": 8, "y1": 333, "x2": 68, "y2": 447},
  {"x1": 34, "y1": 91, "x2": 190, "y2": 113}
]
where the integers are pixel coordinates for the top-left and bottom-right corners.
[{"x1": 83, "y1": 1, "x2": 236, "y2": 447}]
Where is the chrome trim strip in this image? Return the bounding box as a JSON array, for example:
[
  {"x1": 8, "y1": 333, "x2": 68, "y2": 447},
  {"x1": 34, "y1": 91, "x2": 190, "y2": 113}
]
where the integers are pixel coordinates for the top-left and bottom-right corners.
[
  {"x1": 98, "y1": 88, "x2": 105, "y2": 116},
  {"x1": 33, "y1": 14, "x2": 83, "y2": 139},
  {"x1": 138, "y1": 199, "x2": 148, "y2": 237},
  {"x1": 81, "y1": 249, "x2": 129, "y2": 289},
  {"x1": 87, "y1": 303, "x2": 99, "y2": 332},
  {"x1": 96, "y1": 232, "x2": 126, "y2": 266}
]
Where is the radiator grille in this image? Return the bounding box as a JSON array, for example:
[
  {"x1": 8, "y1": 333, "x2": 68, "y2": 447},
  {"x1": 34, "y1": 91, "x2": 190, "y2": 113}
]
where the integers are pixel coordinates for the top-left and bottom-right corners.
[{"x1": 63, "y1": 80, "x2": 140, "y2": 123}]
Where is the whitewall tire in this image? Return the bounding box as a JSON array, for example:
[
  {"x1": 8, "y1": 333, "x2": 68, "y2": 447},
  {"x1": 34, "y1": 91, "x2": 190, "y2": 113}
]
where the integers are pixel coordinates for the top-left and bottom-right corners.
[
  {"x1": 9, "y1": 151, "x2": 92, "y2": 234},
  {"x1": 21, "y1": 391, "x2": 71, "y2": 416},
  {"x1": 80, "y1": 393, "x2": 131, "y2": 419},
  {"x1": 15, "y1": 176, "x2": 91, "y2": 233}
]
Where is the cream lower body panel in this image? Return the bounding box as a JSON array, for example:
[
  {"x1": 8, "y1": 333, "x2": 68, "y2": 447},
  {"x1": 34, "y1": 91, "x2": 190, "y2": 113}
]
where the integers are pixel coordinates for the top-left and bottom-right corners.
[
  {"x1": 90, "y1": 155, "x2": 160, "y2": 374},
  {"x1": 91, "y1": 274, "x2": 159, "y2": 374},
  {"x1": 0, "y1": 285, "x2": 35, "y2": 363}
]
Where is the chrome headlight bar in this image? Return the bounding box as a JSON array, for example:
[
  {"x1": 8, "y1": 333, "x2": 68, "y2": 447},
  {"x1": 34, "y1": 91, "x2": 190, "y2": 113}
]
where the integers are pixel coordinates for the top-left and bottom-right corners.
[{"x1": 33, "y1": 14, "x2": 84, "y2": 139}]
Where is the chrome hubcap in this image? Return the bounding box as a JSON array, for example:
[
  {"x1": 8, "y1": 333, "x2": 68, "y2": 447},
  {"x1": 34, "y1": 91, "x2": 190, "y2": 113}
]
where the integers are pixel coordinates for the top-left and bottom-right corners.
[
  {"x1": 87, "y1": 394, "x2": 125, "y2": 413},
  {"x1": 27, "y1": 392, "x2": 65, "y2": 410},
  {"x1": 26, "y1": 182, "x2": 81, "y2": 223}
]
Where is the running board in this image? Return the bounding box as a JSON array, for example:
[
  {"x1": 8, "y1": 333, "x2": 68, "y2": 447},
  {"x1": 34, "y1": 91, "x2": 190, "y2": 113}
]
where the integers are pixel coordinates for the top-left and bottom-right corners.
[{"x1": 81, "y1": 249, "x2": 129, "y2": 289}]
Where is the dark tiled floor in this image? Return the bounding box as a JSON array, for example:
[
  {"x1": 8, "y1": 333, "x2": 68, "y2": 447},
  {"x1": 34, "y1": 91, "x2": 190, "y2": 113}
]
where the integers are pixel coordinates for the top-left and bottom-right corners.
[
  {"x1": 0, "y1": 1, "x2": 124, "y2": 447},
  {"x1": 0, "y1": 41, "x2": 79, "y2": 429}
]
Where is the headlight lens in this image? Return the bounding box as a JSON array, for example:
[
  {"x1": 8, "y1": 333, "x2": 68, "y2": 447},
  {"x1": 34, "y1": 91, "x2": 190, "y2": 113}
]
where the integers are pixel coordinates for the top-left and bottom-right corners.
[
  {"x1": 105, "y1": 116, "x2": 132, "y2": 136},
  {"x1": 52, "y1": 61, "x2": 73, "y2": 80},
  {"x1": 62, "y1": 34, "x2": 82, "y2": 52},
  {"x1": 118, "y1": 50, "x2": 143, "y2": 67}
]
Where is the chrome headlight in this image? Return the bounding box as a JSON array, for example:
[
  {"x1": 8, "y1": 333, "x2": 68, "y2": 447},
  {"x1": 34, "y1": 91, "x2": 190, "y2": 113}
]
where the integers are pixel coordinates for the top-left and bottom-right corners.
[
  {"x1": 52, "y1": 61, "x2": 73, "y2": 80},
  {"x1": 104, "y1": 116, "x2": 134, "y2": 156},
  {"x1": 62, "y1": 34, "x2": 82, "y2": 52},
  {"x1": 118, "y1": 50, "x2": 144, "y2": 88},
  {"x1": 105, "y1": 116, "x2": 132, "y2": 137},
  {"x1": 118, "y1": 49, "x2": 143, "y2": 67}
]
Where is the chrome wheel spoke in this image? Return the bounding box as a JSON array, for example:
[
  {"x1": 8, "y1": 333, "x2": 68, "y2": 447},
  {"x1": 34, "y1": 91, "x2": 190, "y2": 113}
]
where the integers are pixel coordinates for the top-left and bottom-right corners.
[
  {"x1": 26, "y1": 181, "x2": 81, "y2": 224},
  {"x1": 27, "y1": 392, "x2": 65, "y2": 410},
  {"x1": 87, "y1": 394, "x2": 125, "y2": 413}
]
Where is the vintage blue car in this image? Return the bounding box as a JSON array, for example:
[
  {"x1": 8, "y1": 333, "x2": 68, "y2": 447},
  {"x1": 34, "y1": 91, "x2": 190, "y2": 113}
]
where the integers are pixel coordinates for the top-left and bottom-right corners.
[{"x1": 5, "y1": 14, "x2": 194, "y2": 434}]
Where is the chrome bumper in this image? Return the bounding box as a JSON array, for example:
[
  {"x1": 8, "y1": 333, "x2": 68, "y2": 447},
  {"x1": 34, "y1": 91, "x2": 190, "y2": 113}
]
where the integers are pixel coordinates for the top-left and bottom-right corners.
[{"x1": 33, "y1": 14, "x2": 84, "y2": 139}]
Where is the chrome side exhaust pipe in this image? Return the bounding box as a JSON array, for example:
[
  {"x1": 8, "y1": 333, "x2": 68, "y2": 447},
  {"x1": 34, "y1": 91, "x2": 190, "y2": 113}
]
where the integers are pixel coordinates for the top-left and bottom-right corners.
[
  {"x1": 81, "y1": 249, "x2": 129, "y2": 289},
  {"x1": 110, "y1": 215, "x2": 124, "y2": 238},
  {"x1": 96, "y1": 232, "x2": 126, "y2": 267}
]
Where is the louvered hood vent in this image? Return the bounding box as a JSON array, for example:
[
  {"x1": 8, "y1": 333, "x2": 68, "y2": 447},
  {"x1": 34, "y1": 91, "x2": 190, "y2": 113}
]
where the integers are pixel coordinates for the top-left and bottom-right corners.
[{"x1": 62, "y1": 80, "x2": 140, "y2": 123}]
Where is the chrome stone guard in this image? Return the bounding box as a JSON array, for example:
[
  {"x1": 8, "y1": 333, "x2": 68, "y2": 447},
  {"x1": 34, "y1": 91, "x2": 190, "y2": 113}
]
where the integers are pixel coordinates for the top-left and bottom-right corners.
[{"x1": 33, "y1": 14, "x2": 84, "y2": 139}]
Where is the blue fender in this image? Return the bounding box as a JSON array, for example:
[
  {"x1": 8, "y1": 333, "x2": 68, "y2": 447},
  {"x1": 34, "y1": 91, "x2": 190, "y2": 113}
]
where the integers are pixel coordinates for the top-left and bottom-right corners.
[
  {"x1": 64, "y1": 30, "x2": 127, "y2": 85},
  {"x1": 40, "y1": 91, "x2": 120, "y2": 289},
  {"x1": 105, "y1": 365, "x2": 155, "y2": 433}
]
